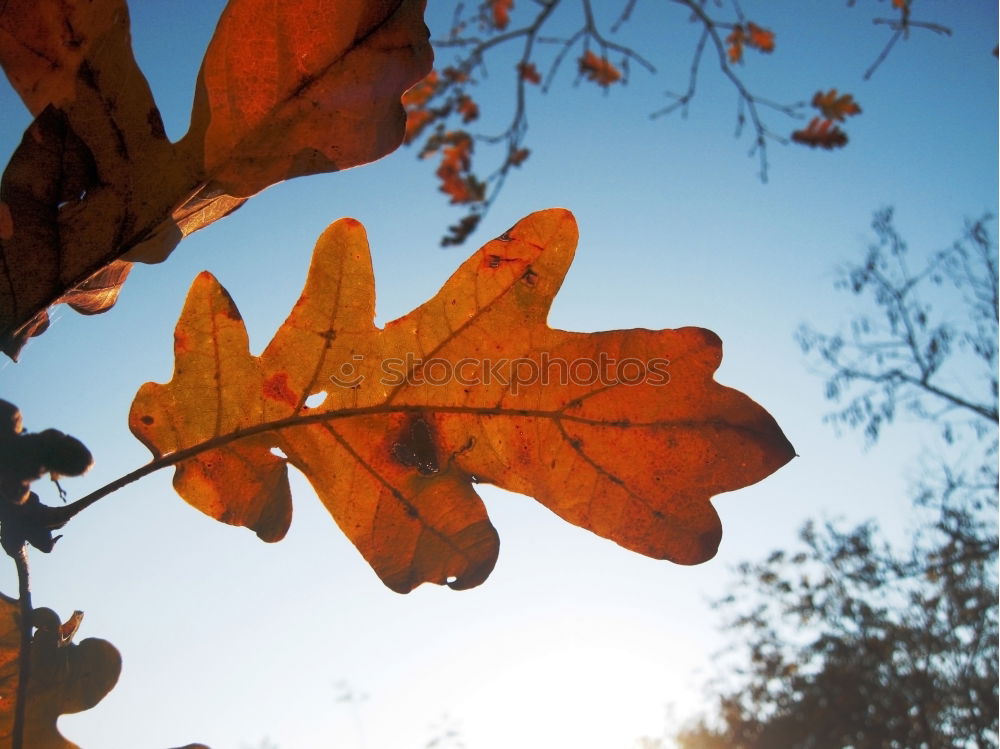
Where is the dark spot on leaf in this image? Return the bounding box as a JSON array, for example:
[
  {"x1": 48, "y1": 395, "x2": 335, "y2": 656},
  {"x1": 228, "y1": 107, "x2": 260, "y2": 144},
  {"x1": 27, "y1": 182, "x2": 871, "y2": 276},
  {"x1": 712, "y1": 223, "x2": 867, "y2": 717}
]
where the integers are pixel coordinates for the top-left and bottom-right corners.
[
  {"x1": 140, "y1": 415, "x2": 154, "y2": 425},
  {"x1": 522, "y1": 268, "x2": 538, "y2": 286},
  {"x1": 391, "y1": 414, "x2": 439, "y2": 475}
]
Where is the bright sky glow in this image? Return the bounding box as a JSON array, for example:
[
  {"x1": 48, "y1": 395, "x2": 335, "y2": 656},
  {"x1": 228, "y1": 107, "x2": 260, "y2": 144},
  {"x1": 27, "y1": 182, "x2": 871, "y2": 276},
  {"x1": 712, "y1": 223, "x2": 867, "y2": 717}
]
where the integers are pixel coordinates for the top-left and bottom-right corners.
[{"x1": 0, "y1": 1, "x2": 996, "y2": 747}]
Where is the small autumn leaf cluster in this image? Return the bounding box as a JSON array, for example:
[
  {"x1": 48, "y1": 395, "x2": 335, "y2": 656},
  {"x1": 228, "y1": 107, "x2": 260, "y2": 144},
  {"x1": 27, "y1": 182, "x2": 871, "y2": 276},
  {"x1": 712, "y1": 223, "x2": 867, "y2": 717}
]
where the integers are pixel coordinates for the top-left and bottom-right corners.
[
  {"x1": 725, "y1": 21, "x2": 776, "y2": 63},
  {"x1": 0, "y1": 0, "x2": 431, "y2": 359},
  {"x1": 792, "y1": 89, "x2": 863, "y2": 149},
  {"x1": 402, "y1": 2, "x2": 631, "y2": 246},
  {"x1": 0, "y1": 400, "x2": 90, "y2": 556}
]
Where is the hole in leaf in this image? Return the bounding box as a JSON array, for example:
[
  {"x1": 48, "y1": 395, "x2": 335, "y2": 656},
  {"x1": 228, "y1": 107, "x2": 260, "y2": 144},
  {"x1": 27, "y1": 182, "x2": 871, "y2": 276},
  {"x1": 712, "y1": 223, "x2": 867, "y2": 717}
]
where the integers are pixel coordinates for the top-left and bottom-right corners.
[
  {"x1": 270, "y1": 447, "x2": 288, "y2": 459},
  {"x1": 446, "y1": 576, "x2": 458, "y2": 584},
  {"x1": 304, "y1": 391, "x2": 327, "y2": 408}
]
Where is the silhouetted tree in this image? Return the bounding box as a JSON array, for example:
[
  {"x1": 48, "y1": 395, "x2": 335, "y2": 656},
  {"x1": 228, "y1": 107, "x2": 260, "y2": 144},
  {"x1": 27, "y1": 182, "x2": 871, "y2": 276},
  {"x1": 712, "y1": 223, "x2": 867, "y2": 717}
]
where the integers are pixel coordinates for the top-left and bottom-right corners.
[{"x1": 668, "y1": 210, "x2": 998, "y2": 749}]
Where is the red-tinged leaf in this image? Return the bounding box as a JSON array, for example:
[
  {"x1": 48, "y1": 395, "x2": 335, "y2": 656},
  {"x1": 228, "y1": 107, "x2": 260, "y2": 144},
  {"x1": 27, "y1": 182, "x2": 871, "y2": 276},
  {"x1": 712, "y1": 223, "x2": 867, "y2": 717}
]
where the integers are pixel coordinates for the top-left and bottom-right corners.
[
  {"x1": 726, "y1": 26, "x2": 745, "y2": 63},
  {"x1": 402, "y1": 70, "x2": 440, "y2": 109},
  {"x1": 0, "y1": 0, "x2": 433, "y2": 359},
  {"x1": 746, "y1": 22, "x2": 775, "y2": 53},
  {"x1": 578, "y1": 50, "x2": 622, "y2": 87},
  {"x1": 0, "y1": 597, "x2": 121, "y2": 749},
  {"x1": 130, "y1": 209, "x2": 794, "y2": 593},
  {"x1": 0, "y1": 2, "x2": 189, "y2": 359},
  {"x1": 518, "y1": 61, "x2": 541, "y2": 85},
  {"x1": 185, "y1": 0, "x2": 433, "y2": 198},
  {"x1": 811, "y1": 89, "x2": 862, "y2": 121},
  {"x1": 457, "y1": 95, "x2": 480, "y2": 123},
  {"x1": 792, "y1": 117, "x2": 849, "y2": 149},
  {"x1": 726, "y1": 22, "x2": 773, "y2": 62},
  {"x1": 404, "y1": 109, "x2": 435, "y2": 144},
  {"x1": 490, "y1": 0, "x2": 513, "y2": 30},
  {"x1": 509, "y1": 148, "x2": 530, "y2": 166}
]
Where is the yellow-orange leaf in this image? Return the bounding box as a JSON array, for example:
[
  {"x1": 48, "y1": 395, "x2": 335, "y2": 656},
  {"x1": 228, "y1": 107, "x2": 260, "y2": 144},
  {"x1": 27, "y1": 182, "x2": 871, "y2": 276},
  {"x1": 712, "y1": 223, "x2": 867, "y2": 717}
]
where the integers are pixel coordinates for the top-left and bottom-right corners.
[
  {"x1": 130, "y1": 209, "x2": 794, "y2": 593},
  {"x1": 811, "y1": 89, "x2": 862, "y2": 121},
  {"x1": 792, "y1": 116, "x2": 849, "y2": 149},
  {"x1": 0, "y1": 596, "x2": 121, "y2": 749},
  {"x1": 578, "y1": 50, "x2": 622, "y2": 87}
]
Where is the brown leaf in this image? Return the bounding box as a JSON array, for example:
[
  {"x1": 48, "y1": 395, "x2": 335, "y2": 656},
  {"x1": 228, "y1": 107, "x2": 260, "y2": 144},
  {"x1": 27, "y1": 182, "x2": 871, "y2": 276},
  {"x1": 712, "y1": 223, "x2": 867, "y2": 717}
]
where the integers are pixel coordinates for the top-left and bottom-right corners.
[
  {"x1": 183, "y1": 0, "x2": 433, "y2": 198},
  {"x1": 130, "y1": 209, "x2": 794, "y2": 593},
  {"x1": 726, "y1": 22, "x2": 774, "y2": 63},
  {"x1": 792, "y1": 116, "x2": 849, "y2": 149},
  {"x1": 517, "y1": 61, "x2": 541, "y2": 85},
  {"x1": 0, "y1": 0, "x2": 188, "y2": 359},
  {"x1": 0, "y1": 597, "x2": 121, "y2": 749},
  {"x1": 811, "y1": 89, "x2": 862, "y2": 122},
  {"x1": 578, "y1": 50, "x2": 621, "y2": 87},
  {"x1": 0, "y1": 0, "x2": 432, "y2": 359}
]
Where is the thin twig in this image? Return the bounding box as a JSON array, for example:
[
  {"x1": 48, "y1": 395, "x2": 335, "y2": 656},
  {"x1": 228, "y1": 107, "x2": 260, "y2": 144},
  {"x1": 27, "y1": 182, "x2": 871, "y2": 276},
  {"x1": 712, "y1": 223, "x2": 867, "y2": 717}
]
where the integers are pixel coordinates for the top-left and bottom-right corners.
[{"x1": 12, "y1": 545, "x2": 31, "y2": 749}]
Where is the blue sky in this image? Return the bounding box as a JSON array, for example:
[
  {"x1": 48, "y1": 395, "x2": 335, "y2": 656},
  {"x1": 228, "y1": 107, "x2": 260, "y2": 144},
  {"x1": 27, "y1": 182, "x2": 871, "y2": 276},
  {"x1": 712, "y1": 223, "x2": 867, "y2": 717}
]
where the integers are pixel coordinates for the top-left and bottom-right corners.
[{"x1": 0, "y1": 1, "x2": 997, "y2": 747}]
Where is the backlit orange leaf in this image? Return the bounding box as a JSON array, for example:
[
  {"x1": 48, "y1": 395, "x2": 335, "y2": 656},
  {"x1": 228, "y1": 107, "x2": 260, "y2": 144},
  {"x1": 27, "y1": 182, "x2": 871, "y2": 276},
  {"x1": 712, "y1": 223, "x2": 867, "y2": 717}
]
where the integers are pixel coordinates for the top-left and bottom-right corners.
[
  {"x1": 579, "y1": 50, "x2": 622, "y2": 87},
  {"x1": 726, "y1": 27, "x2": 745, "y2": 63},
  {"x1": 792, "y1": 116, "x2": 849, "y2": 149},
  {"x1": 402, "y1": 70, "x2": 440, "y2": 109},
  {"x1": 726, "y1": 22, "x2": 775, "y2": 63},
  {"x1": 490, "y1": 0, "x2": 513, "y2": 30},
  {"x1": 811, "y1": 89, "x2": 862, "y2": 121},
  {"x1": 509, "y1": 148, "x2": 530, "y2": 166},
  {"x1": 0, "y1": 0, "x2": 432, "y2": 359},
  {"x1": 518, "y1": 61, "x2": 541, "y2": 85},
  {"x1": 0, "y1": 596, "x2": 121, "y2": 749},
  {"x1": 130, "y1": 209, "x2": 794, "y2": 593}
]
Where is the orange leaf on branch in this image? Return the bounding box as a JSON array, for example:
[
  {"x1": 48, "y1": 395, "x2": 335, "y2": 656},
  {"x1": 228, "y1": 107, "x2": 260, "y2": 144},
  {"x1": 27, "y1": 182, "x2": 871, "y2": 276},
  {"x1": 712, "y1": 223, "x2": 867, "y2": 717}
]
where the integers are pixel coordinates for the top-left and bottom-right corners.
[
  {"x1": 490, "y1": 0, "x2": 513, "y2": 30},
  {"x1": 747, "y1": 22, "x2": 775, "y2": 53},
  {"x1": 811, "y1": 89, "x2": 862, "y2": 121},
  {"x1": 518, "y1": 61, "x2": 541, "y2": 85},
  {"x1": 726, "y1": 22, "x2": 775, "y2": 63},
  {"x1": 792, "y1": 116, "x2": 849, "y2": 149},
  {"x1": 509, "y1": 148, "x2": 530, "y2": 167},
  {"x1": 578, "y1": 50, "x2": 622, "y2": 87},
  {"x1": 130, "y1": 209, "x2": 794, "y2": 593}
]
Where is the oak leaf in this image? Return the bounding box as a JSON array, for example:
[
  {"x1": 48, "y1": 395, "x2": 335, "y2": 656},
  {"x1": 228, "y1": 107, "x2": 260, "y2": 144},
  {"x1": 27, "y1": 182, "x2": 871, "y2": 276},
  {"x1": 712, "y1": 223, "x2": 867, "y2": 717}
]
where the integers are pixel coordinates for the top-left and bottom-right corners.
[
  {"x1": 130, "y1": 209, "x2": 794, "y2": 594},
  {"x1": 811, "y1": 89, "x2": 862, "y2": 121},
  {"x1": 490, "y1": 0, "x2": 514, "y2": 30},
  {"x1": 746, "y1": 23, "x2": 776, "y2": 53},
  {"x1": 726, "y1": 22, "x2": 775, "y2": 63},
  {"x1": 518, "y1": 62, "x2": 541, "y2": 85},
  {"x1": 792, "y1": 116, "x2": 849, "y2": 149},
  {"x1": 0, "y1": 597, "x2": 121, "y2": 749},
  {"x1": 0, "y1": 0, "x2": 432, "y2": 359},
  {"x1": 578, "y1": 51, "x2": 622, "y2": 87}
]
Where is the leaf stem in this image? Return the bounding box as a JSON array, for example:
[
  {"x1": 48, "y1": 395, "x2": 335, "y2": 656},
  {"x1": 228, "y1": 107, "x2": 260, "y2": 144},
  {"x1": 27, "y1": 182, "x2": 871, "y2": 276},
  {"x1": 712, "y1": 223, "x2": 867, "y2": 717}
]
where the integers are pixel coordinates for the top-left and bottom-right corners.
[
  {"x1": 58, "y1": 400, "x2": 784, "y2": 524},
  {"x1": 11, "y1": 545, "x2": 31, "y2": 749}
]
